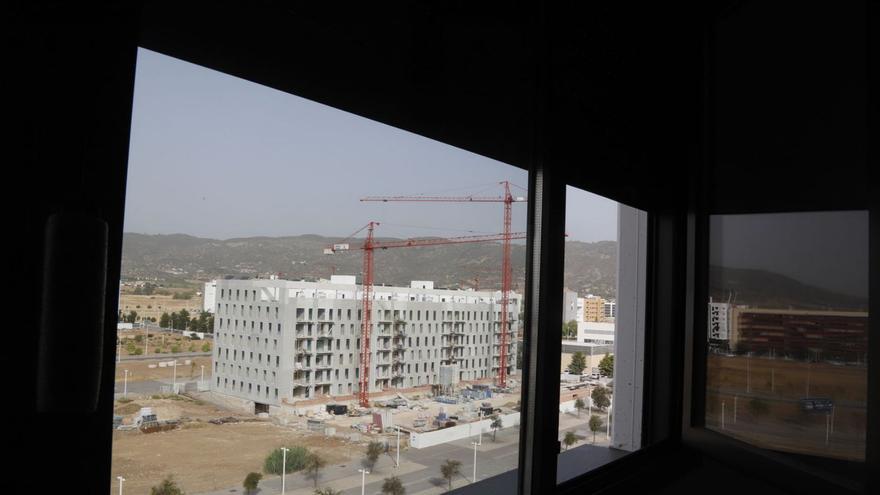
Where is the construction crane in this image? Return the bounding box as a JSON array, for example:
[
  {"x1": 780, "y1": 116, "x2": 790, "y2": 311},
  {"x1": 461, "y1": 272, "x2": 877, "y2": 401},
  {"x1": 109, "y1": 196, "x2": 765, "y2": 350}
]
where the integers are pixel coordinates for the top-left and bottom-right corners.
[
  {"x1": 326, "y1": 221, "x2": 526, "y2": 407},
  {"x1": 360, "y1": 181, "x2": 526, "y2": 387}
]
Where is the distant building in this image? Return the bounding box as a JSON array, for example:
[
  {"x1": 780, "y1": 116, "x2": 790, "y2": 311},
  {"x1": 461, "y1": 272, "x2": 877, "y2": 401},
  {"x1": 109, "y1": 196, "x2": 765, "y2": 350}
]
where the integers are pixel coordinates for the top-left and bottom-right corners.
[
  {"x1": 583, "y1": 295, "x2": 606, "y2": 322},
  {"x1": 562, "y1": 289, "x2": 579, "y2": 324},
  {"x1": 603, "y1": 300, "x2": 616, "y2": 320},
  {"x1": 203, "y1": 280, "x2": 217, "y2": 313},
  {"x1": 578, "y1": 321, "x2": 615, "y2": 345},
  {"x1": 211, "y1": 276, "x2": 521, "y2": 407},
  {"x1": 576, "y1": 297, "x2": 586, "y2": 323},
  {"x1": 730, "y1": 307, "x2": 868, "y2": 362},
  {"x1": 560, "y1": 341, "x2": 613, "y2": 373}
]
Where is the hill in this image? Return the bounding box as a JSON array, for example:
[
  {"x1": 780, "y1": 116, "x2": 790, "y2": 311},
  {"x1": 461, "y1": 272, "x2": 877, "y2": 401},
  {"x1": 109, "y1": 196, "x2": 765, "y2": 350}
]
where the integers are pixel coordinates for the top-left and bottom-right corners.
[{"x1": 122, "y1": 233, "x2": 620, "y2": 299}]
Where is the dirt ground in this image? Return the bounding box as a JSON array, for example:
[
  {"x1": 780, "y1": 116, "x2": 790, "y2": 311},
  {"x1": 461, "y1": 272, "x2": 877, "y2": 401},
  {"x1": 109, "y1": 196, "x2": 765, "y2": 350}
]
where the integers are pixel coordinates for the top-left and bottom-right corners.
[
  {"x1": 116, "y1": 329, "x2": 212, "y2": 357},
  {"x1": 110, "y1": 396, "x2": 354, "y2": 494},
  {"x1": 707, "y1": 355, "x2": 867, "y2": 402},
  {"x1": 705, "y1": 355, "x2": 867, "y2": 461},
  {"x1": 114, "y1": 356, "x2": 213, "y2": 383},
  {"x1": 119, "y1": 293, "x2": 204, "y2": 322}
]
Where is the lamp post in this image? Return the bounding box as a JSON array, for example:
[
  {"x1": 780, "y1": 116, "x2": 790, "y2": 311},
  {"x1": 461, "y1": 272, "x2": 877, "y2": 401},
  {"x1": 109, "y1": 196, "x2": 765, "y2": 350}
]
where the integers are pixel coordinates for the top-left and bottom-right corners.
[
  {"x1": 117, "y1": 339, "x2": 122, "y2": 363},
  {"x1": 116, "y1": 476, "x2": 125, "y2": 495},
  {"x1": 201, "y1": 365, "x2": 205, "y2": 383},
  {"x1": 172, "y1": 360, "x2": 178, "y2": 393},
  {"x1": 281, "y1": 447, "x2": 290, "y2": 494},
  {"x1": 471, "y1": 441, "x2": 478, "y2": 482},
  {"x1": 123, "y1": 369, "x2": 129, "y2": 398},
  {"x1": 358, "y1": 468, "x2": 369, "y2": 495},
  {"x1": 478, "y1": 409, "x2": 483, "y2": 445},
  {"x1": 395, "y1": 425, "x2": 401, "y2": 468}
]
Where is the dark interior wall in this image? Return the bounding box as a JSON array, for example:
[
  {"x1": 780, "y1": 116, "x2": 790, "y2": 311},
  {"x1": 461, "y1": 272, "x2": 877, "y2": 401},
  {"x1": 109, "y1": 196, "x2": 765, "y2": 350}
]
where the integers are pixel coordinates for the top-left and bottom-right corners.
[{"x1": 3, "y1": 0, "x2": 871, "y2": 492}]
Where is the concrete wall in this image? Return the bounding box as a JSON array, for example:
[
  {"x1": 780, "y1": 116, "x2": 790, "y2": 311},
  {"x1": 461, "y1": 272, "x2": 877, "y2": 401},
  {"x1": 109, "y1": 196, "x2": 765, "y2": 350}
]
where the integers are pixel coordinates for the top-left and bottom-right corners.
[{"x1": 409, "y1": 412, "x2": 521, "y2": 449}]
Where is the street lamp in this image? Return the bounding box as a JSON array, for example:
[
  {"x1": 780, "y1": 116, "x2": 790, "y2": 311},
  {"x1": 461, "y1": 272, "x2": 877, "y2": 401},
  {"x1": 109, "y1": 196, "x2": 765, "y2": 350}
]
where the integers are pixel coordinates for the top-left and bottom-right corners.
[
  {"x1": 471, "y1": 441, "x2": 478, "y2": 482},
  {"x1": 477, "y1": 409, "x2": 483, "y2": 445},
  {"x1": 116, "y1": 476, "x2": 125, "y2": 495},
  {"x1": 281, "y1": 447, "x2": 290, "y2": 495},
  {"x1": 200, "y1": 364, "x2": 205, "y2": 383},
  {"x1": 123, "y1": 369, "x2": 129, "y2": 398},
  {"x1": 172, "y1": 359, "x2": 177, "y2": 393},
  {"x1": 358, "y1": 468, "x2": 370, "y2": 495},
  {"x1": 395, "y1": 425, "x2": 401, "y2": 468}
]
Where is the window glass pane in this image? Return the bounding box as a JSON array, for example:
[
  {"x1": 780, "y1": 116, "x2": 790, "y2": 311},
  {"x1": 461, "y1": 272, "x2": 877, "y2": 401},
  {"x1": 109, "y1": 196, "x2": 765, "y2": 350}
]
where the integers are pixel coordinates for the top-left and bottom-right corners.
[
  {"x1": 705, "y1": 211, "x2": 868, "y2": 463},
  {"x1": 556, "y1": 186, "x2": 647, "y2": 483},
  {"x1": 112, "y1": 48, "x2": 527, "y2": 494}
]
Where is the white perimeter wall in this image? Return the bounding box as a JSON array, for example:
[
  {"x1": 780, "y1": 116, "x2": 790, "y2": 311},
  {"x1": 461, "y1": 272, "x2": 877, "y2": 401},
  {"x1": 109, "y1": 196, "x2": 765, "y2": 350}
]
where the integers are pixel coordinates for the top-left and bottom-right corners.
[{"x1": 409, "y1": 412, "x2": 521, "y2": 449}]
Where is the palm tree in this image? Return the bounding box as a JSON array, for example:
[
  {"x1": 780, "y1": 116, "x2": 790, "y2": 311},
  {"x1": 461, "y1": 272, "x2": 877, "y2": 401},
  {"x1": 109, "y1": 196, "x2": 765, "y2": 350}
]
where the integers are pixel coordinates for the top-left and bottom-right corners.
[
  {"x1": 563, "y1": 431, "x2": 578, "y2": 450},
  {"x1": 490, "y1": 415, "x2": 503, "y2": 442},
  {"x1": 304, "y1": 452, "x2": 326, "y2": 488},
  {"x1": 381, "y1": 476, "x2": 406, "y2": 495},
  {"x1": 441, "y1": 459, "x2": 463, "y2": 490}
]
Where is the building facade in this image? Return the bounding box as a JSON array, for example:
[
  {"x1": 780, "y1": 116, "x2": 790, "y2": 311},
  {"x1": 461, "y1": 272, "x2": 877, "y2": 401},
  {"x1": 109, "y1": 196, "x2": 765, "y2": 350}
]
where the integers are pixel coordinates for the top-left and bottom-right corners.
[
  {"x1": 730, "y1": 307, "x2": 868, "y2": 362},
  {"x1": 583, "y1": 295, "x2": 606, "y2": 322},
  {"x1": 210, "y1": 276, "x2": 521, "y2": 406}
]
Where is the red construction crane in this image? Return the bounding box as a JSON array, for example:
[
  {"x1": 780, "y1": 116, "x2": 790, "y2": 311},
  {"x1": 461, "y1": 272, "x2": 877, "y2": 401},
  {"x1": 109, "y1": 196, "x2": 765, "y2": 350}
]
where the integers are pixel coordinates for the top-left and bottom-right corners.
[
  {"x1": 326, "y1": 222, "x2": 526, "y2": 407},
  {"x1": 360, "y1": 181, "x2": 526, "y2": 387}
]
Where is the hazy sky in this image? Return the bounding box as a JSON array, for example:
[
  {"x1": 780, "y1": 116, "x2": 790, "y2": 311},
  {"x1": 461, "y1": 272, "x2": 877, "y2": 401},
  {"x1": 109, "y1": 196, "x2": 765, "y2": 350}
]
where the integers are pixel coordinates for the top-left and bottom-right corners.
[
  {"x1": 710, "y1": 211, "x2": 868, "y2": 298},
  {"x1": 125, "y1": 48, "x2": 618, "y2": 242}
]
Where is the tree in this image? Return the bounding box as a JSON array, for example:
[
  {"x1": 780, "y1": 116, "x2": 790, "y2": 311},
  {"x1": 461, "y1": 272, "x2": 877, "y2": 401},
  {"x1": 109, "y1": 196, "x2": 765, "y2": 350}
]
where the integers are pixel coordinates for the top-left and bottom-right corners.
[
  {"x1": 562, "y1": 320, "x2": 578, "y2": 339},
  {"x1": 365, "y1": 441, "x2": 384, "y2": 471},
  {"x1": 126, "y1": 310, "x2": 138, "y2": 323},
  {"x1": 160, "y1": 312, "x2": 171, "y2": 328},
  {"x1": 748, "y1": 398, "x2": 770, "y2": 421},
  {"x1": 243, "y1": 472, "x2": 262, "y2": 495},
  {"x1": 563, "y1": 431, "x2": 578, "y2": 450},
  {"x1": 201, "y1": 342, "x2": 212, "y2": 352},
  {"x1": 150, "y1": 475, "x2": 184, "y2": 495},
  {"x1": 178, "y1": 309, "x2": 191, "y2": 329},
  {"x1": 440, "y1": 459, "x2": 462, "y2": 491},
  {"x1": 304, "y1": 452, "x2": 326, "y2": 488},
  {"x1": 381, "y1": 476, "x2": 406, "y2": 495},
  {"x1": 591, "y1": 386, "x2": 610, "y2": 411},
  {"x1": 568, "y1": 352, "x2": 587, "y2": 375},
  {"x1": 263, "y1": 446, "x2": 309, "y2": 475},
  {"x1": 574, "y1": 398, "x2": 585, "y2": 417},
  {"x1": 206, "y1": 314, "x2": 215, "y2": 333},
  {"x1": 490, "y1": 415, "x2": 503, "y2": 442},
  {"x1": 588, "y1": 415, "x2": 603, "y2": 443},
  {"x1": 598, "y1": 354, "x2": 614, "y2": 378}
]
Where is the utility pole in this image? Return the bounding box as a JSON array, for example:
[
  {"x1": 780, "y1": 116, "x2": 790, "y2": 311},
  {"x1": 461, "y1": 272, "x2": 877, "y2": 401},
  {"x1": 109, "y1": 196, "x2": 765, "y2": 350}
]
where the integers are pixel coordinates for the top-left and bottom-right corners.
[
  {"x1": 123, "y1": 369, "x2": 129, "y2": 398},
  {"x1": 396, "y1": 426, "x2": 401, "y2": 468}
]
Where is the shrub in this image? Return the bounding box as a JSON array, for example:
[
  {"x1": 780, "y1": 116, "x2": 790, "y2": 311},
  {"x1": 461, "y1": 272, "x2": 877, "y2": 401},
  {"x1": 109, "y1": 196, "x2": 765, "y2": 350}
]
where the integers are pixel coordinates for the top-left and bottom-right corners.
[
  {"x1": 202, "y1": 342, "x2": 211, "y2": 352},
  {"x1": 188, "y1": 345, "x2": 196, "y2": 352},
  {"x1": 171, "y1": 345, "x2": 181, "y2": 353},
  {"x1": 365, "y1": 441, "x2": 384, "y2": 470},
  {"x1": 150, "y1": 475, "x2": 184, "y2": 495},
  {"x1": 243, "y1": 472, "x2": 262, "y2": 495},
  {"x1": 264, "y1": 446, "x2": 310, "y2": 475}
]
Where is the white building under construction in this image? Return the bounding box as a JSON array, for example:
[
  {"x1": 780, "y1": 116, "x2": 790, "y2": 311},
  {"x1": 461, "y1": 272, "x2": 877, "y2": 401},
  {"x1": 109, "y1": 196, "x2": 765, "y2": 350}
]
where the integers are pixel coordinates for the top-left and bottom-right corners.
[{"x1": 210, "y1": 275, "x2": 520, "y2": 407}]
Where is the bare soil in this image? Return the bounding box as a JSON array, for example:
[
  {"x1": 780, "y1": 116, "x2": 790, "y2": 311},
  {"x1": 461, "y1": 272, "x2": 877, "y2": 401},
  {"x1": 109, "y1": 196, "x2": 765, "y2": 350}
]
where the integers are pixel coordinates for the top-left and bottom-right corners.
[{"x1": 110, "y1": 396, "x2": 354, "y2": 494}]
